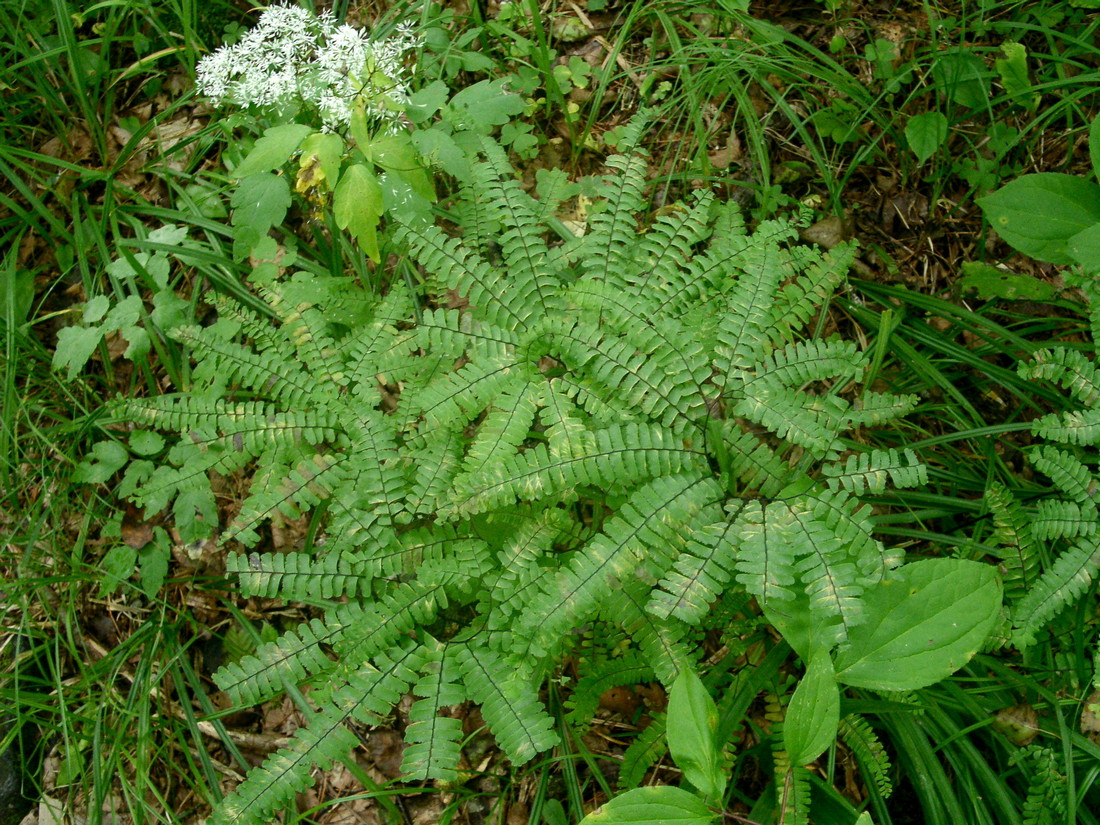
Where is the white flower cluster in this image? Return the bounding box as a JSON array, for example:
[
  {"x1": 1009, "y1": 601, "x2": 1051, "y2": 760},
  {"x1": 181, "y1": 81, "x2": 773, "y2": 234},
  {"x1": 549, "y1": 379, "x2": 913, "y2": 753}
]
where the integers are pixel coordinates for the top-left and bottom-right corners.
[{"x1": 196, "y1": 5, "x2": 420, "y2": 130}]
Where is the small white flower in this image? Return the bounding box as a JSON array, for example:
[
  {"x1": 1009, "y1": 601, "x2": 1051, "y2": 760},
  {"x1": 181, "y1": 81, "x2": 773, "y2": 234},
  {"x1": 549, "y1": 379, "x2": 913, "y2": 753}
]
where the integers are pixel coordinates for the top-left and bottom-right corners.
[{"x1": 195, "y1": 3, "x2": 420, "y2": 130}]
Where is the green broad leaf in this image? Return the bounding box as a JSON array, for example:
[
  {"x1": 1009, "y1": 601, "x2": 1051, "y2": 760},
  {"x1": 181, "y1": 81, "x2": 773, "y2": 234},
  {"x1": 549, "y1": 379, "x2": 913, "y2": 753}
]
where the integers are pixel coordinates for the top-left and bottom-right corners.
[
  {"x1": 129, "y1": 431, "x2": 164, "y2": 456},
  {"x1": 412, "y1": 127, "x2": 470, "y2": 181},
  {"x1": 978, "y1": 173, "x2": 1100, "y2": 264},
  {"x1": 667, "y1": 670, "x2": 725, "y2": 801},
  {"x1": 138, "y1": 534, "x2": 170, "y2": 597},
  {"x1": 371, "y1": 133, "x2": 435, "y2": 202},
  {"x1": 0, "y1": 267, "x2": 34, "y2": 326},
  {"x1": 231, "y1": 173, "x2": 292, "y2": 237},
  {"x1": 83, "y1": 295, "x2": 110, "y2": 324},
  {"x1": 406, "y1": 79, "x2": 450, "y2": 125},
  {"x1": 1090, "y1": 115, "x2": 1100, "y2": 184},
  {"x1": 904, "y1": 112, "x2": 948, "y2": 166},
  {"x1": 151, "y1": 288, "x2": 190, "y2": 331},
  {"x1": 234, "y1": 124, "x2": 314, "y2": 178},
  {"x1": 73, "y1": 440, "x2": 129, "y2": 484},
  {"x1": 99, "y1": 544, "x2": 137, "y2": 597},
  {"x1": 761, "y1": 591, "x2": 843, "y2": 661},
  {"x1": 995, "y1": 42, "x2": 1037, "y2": 111},
  {"x1": 121, "y1": 325, "x2": 150, "y2": 360},
  {"x1": 447, "y1": 79, "x2": 526, "y2": 133},
  {"x1": 958, "y1": 261, "x2": 1056, "y2": 301},
  {"x1": 53, "y1": 324, "x2": 104, "y2": 380},
  {"x1": 1068, "y1": 222, "x2": 1100, "y2": 273},
  {"x1": 334, "y1": 163, "x2": 384, "y2": 262},
  {"x1": 104, "y1": 294, "x2": 143, "y2": 330},
  {"x1": 783, "y1": 652, "x2": 840, "y2": 766},
  {"x1": 931, "y1": 49, "x2": 990, "y2": 108},
  {"x1": 578, "y1": 786, "x2": 715, "y2": 825},
  {"x1": 834, "y1": 559, "x2": 1002, "y2": 691}
]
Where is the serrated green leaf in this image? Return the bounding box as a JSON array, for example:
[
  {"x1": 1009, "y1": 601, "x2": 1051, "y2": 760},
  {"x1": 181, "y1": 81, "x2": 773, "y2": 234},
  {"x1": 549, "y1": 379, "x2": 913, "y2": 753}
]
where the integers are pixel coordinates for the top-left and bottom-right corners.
[
  {"x1": 834, "y1": 559, "x2": 1002, "y2": 691},
  {"x1": 371, "y1": 132, "x2": 435, "y2": 202},
  {"x1": 235, "y1": 124, "x2": 314, "y2": 178},
  {"x1": 138, "y1": 538, "x2": 170, "y2": 597},
  {"x1": 448, "y1": 79, "x2": 526, "y2": 132},
  {"x1": 334, "y1": 163, "x2": 384, "y2": 261},
  {"x1": 667, "y1": 670, "x2": 725, "y2": 801},
  {"x1": 53, "y1": 325, "x2": 104, "y2": 380},
  {"x1": 783, "y1": 652, "x2": 839, "y2": 765},
  {"x1": 73, "y1": 440, "x2": 129, "y2": 484},
  {"x1": 231, "y1": 173, "x2": 292, "y2": 237},
  {"x1": 99, "y1": 544, "x2": 137, "y2": 597},
  {"x1": 84, "y1": 295, "x2": 110, "y2": 324},
  {"x1": 995, "y1": 42, "x2": 1037, "y2": 111},
  {"x1": 904, "y1": 112, "x2": 948, "y2": 166},
  {"x1": 978, "y1": 173, "x2": 1100, "y2": 264},
  {"x1": 578, "y1": 786, "x2": 715, "y2": 825},
  {"x1": 129, "y1": 430, "x2": 165, "y2": 456}
]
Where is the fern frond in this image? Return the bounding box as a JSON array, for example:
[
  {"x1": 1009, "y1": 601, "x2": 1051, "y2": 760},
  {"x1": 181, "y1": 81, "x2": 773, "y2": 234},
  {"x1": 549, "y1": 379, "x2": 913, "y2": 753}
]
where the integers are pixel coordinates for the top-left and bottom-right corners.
[
  {"x1": 514, "y1": 473, "x2": 719, "y2": 658},
  {"x1": 401, "y1": 639, "x2": 466, "y2": 782},
  {"x1": 823, "y1": 448, "x2": 927, "y2": 494},
  {"x1": 1011, "y1": 535, "x2": 1100, "y2": 648},
  {"x1": 214, "y1": 615, "x2": 347, "y2": 707},
  {"x1": 209, "y1": 640, "x2": 424, "y2": 825},
  {"x1": 714, "y1": 245, "x2": 783, "y2": 379},
  {"x1": 753, "y1": 338, "x2": 865, "y2": 388},
  {"x1": 647, "y1": 520, "x2": 738, "y2": 624},
  {"x1": 456, "y1": 643, "x2": 559, "y2": 765},
  {"x1": 450, "y1": 424, "x2": 707, "y2": 517},
  {"x1": 984, "y1": 482, "x2": 1040, "y2": 599},
  {"x1": 630, "y1": 191, "x2": 715, "y2": 314},
  {"x1": 846, "y1": 390, "x2": 920, "y2": 427},
  {"x1": 618, "y1": 713, "x2": 668, "y2": 790},
  {"x1": 565, "y1": 651, "x2": 654, "y2": 727},
  {"x1": 609, "y1": 581, "x2": 698, "y2": 685},
  {"x1": 1030, "y1": 407, "x2": 1100, "y2": 446},
  {"x1": 1021, "y1": 347, "x2": 1100, "y2": 406},
  {"x1": 396, "y1": 220, "x2": 528, "y2": 330},
  {"x1": 788, "y1": 500, "x2": 865, "y2": 642},
  {"x1": 720, "y1": 427, "x2": 792, "y2": 499},
  {"x1": 733, "y1": 386, "x2": 848, "y2": 456},
  {"x1": 730, "y1": 500, "x2": 799, "y2": 606},
  {"x1": 1031, "y1": 499, "x2": 1098, "y2": 541},
  {"x1": 1029, "y1": 445, "x2": 1095, "y2": 503},
  {"x1": 772, "y1": 244, "x2": 854, "y2": 335},
  {"x1": 227, "y1": 549, "x2": 374, "y2": 600},
  {"x1": 838, "y1": 714, "x2": 893, "y2": 798},
  {"x1": 576, "y1": 140, "x2": 650, "y2": 288}
]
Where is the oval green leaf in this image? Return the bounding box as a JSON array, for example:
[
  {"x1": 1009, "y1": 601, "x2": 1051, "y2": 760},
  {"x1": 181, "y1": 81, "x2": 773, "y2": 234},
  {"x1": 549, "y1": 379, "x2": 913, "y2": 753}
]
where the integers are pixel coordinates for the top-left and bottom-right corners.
[
  {"x1": 783, "y1": 652, "x2": 839, "y2": 766},
  {"x1": 667, "y1": 670, "x2": 725, "y2": 801},
  {"x1": 978, "y1": 173, "x2": 1100, "y2": 264},
  {"x1": 834, "y1": 559, "x2": 1001, "y2": 691},
  {"x1": 578, "y1": 786, "x2": 715, "y2": 825},
  {"x1": 905, "y1": 112, "x2": 948, "y2": 166}
]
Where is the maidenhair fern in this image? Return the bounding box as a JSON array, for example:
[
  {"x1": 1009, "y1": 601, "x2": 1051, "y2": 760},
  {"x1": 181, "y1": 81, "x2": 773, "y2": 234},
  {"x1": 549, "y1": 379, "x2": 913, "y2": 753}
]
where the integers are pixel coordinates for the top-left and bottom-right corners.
[
  {"x1": 112, "y1": 112, "x2": 929, "y2": 824},
  {"x1": 986, "y1": 272, "x2": 1100, "y2": 650}
]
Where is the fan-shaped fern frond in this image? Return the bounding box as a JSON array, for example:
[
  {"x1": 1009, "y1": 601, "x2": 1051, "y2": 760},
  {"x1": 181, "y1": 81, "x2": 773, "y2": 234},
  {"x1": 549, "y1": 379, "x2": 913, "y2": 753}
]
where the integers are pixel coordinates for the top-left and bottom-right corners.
[{"x1": 1011, "y1": 536, "x2": 1100, "y2": 648}]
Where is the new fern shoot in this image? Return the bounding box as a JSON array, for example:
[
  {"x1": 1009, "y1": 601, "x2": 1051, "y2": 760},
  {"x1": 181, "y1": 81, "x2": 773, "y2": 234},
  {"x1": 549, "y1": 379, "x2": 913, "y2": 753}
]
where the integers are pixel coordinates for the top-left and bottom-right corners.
[{"x1": 108, "y1": 112, "x2": 1001, "y2": 825}]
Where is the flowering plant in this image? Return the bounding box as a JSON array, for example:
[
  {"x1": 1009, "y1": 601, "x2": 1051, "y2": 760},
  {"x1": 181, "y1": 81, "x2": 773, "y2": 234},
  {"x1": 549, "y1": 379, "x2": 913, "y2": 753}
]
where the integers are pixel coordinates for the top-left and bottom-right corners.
[
  {"x1": 192, "y1": 4, "x2": 526, "y2": 265},
  {"x1": 196, "y1": 4, "x2": 420, "y2": 131}
]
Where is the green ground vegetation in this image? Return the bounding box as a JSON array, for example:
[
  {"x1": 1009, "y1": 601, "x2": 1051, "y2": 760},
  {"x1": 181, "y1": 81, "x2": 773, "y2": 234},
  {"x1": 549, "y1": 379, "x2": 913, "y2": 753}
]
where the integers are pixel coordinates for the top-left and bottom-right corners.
[{"x1": 2, "y1": 1, "x2": 1100, "y2": 824}]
